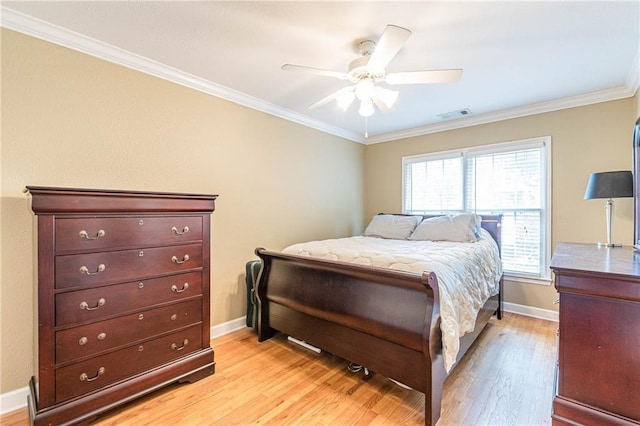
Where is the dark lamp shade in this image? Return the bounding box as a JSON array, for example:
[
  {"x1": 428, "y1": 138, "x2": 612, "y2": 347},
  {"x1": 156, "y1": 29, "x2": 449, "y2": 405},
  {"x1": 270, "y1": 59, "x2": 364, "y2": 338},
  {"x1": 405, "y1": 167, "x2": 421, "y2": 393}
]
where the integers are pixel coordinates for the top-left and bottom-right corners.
[{"x1": 584, "y1": 171, "x2": 633, "y2": 199}]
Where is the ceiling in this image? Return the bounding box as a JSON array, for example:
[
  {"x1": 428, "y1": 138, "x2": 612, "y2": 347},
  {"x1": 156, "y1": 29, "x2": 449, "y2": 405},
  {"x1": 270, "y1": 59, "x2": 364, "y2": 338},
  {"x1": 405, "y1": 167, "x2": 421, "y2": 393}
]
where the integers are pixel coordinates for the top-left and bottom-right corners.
[{"x1": 2, "y1": 1, "x2": 639, "y2": 144}]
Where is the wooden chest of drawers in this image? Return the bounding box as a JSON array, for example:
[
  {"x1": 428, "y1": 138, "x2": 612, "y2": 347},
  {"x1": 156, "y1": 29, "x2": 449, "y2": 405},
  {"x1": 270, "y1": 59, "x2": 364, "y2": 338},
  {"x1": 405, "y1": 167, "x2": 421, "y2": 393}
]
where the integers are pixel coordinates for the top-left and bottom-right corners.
[
  {"x1": 550, "y1": 243, "x2": 640, "y2": 425},
  {"x1": 27, "y1": 187, "x2": 217, "y2": 426}
]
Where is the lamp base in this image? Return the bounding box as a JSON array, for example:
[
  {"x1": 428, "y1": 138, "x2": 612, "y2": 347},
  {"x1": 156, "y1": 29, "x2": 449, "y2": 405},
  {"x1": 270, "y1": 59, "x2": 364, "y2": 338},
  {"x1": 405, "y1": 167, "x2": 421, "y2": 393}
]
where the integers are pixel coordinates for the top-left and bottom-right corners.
[{"x1": 597, "y1": 242, "x2": 623, "y2": 248}]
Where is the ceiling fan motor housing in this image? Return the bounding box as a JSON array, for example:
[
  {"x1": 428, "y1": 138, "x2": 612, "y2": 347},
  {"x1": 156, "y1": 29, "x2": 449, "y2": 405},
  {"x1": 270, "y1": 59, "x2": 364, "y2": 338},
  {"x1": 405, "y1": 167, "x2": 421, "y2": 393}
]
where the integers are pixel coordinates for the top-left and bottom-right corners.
[
  {"x1": 349, "y1": 40, "x2": 384, "y2": 82},
  {"x1": 357, "y1": 40, "x2": 376, "y2": 55}
]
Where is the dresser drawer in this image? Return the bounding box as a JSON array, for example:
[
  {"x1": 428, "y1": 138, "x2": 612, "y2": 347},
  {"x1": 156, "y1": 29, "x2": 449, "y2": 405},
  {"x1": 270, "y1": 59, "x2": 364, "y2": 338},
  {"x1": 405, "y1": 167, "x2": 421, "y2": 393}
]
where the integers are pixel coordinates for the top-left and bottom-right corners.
[
  {"x1": 56, "y1": 299, "x2": 202, "y2": 364},
  {"x1": 56, "y1": 271, "x2": 202, "y2": 326},
  {"x1": 55, "y1": 243, "x2": 202, "y2": 289},
  {"x1": 55, "y1": 216, "x2": 203, "y2": 253},
  {"x1": 55, "y1": 324, "x2": 203, "y2": 402}
]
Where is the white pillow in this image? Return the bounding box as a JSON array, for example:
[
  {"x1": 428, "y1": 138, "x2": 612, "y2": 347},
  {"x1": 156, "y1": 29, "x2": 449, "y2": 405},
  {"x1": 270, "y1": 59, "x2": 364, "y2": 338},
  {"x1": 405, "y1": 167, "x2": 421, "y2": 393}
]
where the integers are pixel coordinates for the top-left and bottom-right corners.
[
  {"x1": 363, "y1": 214, "x2": 421, "y2": 239},
  {"x1": 409, "y1": 213, "x2": 482, "y2": 242}
]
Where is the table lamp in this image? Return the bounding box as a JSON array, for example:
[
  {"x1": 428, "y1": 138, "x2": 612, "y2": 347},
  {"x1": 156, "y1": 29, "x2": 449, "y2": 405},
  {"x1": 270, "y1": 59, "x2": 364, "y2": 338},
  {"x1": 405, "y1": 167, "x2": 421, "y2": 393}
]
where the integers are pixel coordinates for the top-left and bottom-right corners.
[{"x1": 584, "y1": 170, "x2": 633, "y2": 247}]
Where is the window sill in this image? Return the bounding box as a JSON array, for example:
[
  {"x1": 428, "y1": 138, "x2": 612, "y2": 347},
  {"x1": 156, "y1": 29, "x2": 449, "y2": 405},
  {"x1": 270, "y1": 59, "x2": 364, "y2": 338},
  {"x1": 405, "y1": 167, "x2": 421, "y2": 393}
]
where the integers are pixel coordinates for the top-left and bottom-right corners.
[{"x1": 504, "y1": 273, "x2": 552, "y2": 286}]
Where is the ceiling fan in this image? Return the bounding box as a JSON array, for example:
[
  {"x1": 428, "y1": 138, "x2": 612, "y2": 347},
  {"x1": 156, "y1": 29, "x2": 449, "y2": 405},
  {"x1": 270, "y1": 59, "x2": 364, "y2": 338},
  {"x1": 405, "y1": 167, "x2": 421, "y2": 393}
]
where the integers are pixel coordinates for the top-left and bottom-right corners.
[{"x1": 282, "y1": 24, "x2": 463, "y2": 119}]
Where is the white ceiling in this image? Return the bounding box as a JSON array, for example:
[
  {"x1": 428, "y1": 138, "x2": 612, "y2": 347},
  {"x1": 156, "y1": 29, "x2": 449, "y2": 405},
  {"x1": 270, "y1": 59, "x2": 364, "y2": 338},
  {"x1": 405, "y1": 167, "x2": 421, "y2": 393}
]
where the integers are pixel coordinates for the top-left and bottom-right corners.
[{"x1": 2, "y1": 1, "x2": 639, "y2": 144}]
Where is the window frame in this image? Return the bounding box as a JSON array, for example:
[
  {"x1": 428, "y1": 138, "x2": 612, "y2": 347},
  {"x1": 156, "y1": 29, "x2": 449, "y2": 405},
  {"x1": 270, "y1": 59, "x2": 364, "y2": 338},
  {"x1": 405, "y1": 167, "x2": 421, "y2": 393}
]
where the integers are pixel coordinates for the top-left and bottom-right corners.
[{"x1": 402, "y1": 136, "x2": 552, "y2": 284}]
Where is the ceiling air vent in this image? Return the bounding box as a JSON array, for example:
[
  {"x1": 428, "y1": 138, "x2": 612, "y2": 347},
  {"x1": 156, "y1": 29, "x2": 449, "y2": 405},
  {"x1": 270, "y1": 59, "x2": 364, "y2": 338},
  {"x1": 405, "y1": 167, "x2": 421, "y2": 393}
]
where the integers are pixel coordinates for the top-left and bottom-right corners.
[{"x1": 438, "y1": 108, "x2": 472, "y2": 120}]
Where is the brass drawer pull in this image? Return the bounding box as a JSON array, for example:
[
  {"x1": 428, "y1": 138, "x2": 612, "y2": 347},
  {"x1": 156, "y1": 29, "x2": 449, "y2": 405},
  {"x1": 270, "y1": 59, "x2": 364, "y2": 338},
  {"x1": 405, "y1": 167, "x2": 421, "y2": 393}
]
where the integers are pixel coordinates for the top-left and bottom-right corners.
[
  {"x1": 78, "y1": 229, "x2": 106, "y2": 240},
  {"x1": 79, "y1": 264, "x2": 106, "y2": 275},
  {"x1": 80, "y1": 298, "x2": 106, "y2": 311},
  {"x1": 97, "y1": 332, "x2": 106, "y2": 340},
  {"x1": 172, "y1": 226, "x2": 190, "y2": 235},
  {"x1": 80, "y1": 367, "x2": 105, "y2": 382},
  {"x1": 171, "y1": 283, "x2": 189, "y2": 293},
  {"x1": 171, "y1": 339, "x2": 189, "y2": 351},
  {"x1": 171, "y1": 254, "x2": 190, "y2": 264},
  {"x1": 79, "y1": 337, "x2": 88, "y2": 346}
]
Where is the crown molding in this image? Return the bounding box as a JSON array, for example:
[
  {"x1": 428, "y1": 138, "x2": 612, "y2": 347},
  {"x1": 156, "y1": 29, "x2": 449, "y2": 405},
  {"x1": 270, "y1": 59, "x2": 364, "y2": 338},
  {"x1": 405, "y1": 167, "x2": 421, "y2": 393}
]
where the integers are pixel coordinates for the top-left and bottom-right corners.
[
  {"x1": 0, "y1": 7, "x2": 364, "y2": 143},
  {"x1": 1, "y1": 6, "x2": 636, "y2": 147},
  {"x1": 365, "y1": 83, "x2": 638, "y2": 145}
]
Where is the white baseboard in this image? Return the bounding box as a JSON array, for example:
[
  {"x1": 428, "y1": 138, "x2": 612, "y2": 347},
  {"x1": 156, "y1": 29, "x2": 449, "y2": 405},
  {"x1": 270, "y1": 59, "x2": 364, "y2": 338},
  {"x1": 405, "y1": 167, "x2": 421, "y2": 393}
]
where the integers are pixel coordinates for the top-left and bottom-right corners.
[
  {"x1": 503, "y1": 302, "x2": 559, "y2": 322},
  {"x1": 0, "y1": 385, "x2": 29, "y2": 416},
  {"x1": 210, "y1": 316, "x2": 247, "y2": 339}
]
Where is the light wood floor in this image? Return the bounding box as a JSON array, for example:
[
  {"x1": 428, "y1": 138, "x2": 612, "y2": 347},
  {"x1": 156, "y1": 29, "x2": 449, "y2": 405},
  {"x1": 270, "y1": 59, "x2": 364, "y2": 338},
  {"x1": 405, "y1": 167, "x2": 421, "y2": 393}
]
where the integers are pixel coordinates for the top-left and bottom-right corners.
[{"x1": 2, "y1": 313, "x2": 557, "y2": 425}]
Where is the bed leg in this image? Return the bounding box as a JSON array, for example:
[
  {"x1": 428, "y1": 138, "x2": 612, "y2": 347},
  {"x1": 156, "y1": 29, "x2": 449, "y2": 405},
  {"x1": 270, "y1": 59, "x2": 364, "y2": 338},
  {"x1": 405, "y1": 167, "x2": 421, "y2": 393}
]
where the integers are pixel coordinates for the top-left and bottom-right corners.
[
  {"x1": 425, "y1": 382, "x2": 443, "y2": 426},
  {"x1": 257, "y1": 320, "x2": 275, "y2": 342},
  {"x1": 496, "y1": 277, "x2": 503, "y2": 320},
  {"x1": 257, "y1": 325, "x2": 275, "y2": 342},
  {"x1": 425, "y1": 359, "x2": 446, "y2": 426}
]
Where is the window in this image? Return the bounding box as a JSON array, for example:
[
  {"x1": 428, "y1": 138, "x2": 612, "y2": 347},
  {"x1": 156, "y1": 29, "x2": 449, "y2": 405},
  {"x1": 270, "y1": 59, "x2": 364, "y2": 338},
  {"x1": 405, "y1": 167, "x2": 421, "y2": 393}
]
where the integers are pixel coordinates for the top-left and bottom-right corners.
[{"x1": 403, "y1": 137, "x2": 551, "y2": 282}]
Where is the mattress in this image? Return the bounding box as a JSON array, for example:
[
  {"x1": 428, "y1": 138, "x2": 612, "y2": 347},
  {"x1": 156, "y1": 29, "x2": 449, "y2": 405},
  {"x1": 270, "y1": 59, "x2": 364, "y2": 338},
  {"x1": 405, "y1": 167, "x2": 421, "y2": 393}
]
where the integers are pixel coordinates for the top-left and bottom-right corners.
[{"x1": 282, "y1": 228, "x2": 503, "y2": 372}]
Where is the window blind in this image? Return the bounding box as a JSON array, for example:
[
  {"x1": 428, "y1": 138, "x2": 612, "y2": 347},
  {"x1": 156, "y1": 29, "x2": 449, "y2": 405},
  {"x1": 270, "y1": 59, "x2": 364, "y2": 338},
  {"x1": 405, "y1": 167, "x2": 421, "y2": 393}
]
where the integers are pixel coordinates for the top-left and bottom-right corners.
[{"x1": 402, "y1": 138, "x2": 550, "y2": 279}]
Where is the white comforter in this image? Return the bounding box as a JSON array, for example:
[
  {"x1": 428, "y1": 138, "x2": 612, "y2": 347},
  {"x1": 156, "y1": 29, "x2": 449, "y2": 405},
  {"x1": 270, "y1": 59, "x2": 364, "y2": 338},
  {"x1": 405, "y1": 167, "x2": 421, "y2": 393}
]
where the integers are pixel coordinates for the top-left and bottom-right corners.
[{"x1": 282, "y1": 229, "x2": 502, "y2": 372}]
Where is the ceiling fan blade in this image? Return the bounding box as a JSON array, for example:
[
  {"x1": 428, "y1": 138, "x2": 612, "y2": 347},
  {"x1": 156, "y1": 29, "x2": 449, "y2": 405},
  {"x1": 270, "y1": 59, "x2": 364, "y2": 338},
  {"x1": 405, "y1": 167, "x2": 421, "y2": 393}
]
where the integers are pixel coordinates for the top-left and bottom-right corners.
[
  {"x1": 282, "y1": 64, "x2": 350, "y2": 80},
  {"x1": 308, "y1": 87, "x2": 354, "y2": 109},
  {"x1": 386, "y1": 69, "x2": 463, "y2": 85},
  {"x1": 367, "y1": 25, "x2": 412, "y2": 73}
]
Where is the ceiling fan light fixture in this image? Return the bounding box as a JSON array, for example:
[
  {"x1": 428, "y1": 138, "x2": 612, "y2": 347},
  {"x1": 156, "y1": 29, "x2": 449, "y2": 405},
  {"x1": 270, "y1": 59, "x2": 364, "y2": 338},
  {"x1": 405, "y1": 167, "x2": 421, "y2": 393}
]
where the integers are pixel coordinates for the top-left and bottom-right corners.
[
  {"x1": 376, "y1": 88, "x2": 399, "y2": 109},
  {"x1": 336, "y1": 90, "x2": 356, "y2": 111},
  {"x1": 358, "y1": 99, "x2": 375, "y2": 117},
  {"x1": 355, "y1": 78, "x2": 375, "y2": 101}
]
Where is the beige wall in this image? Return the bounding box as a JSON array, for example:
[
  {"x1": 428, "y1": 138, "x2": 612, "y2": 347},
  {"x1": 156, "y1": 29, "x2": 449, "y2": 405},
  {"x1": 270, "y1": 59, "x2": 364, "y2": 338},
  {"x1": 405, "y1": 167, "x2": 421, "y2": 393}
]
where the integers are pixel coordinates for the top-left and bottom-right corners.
[
  {"x1": 0, "y1": 29, "x2": 365, "y2": 393},
  {"x1": 364, "y1": 98, "x2": 636, "y2": 312}
]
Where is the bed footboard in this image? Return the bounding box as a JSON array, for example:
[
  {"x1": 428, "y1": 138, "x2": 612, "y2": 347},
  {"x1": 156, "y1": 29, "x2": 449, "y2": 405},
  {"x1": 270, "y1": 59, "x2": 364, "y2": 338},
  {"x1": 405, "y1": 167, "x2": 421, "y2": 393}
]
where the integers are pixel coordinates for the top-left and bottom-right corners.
[
  {"x1": 255, "y1": 248, "x2": 447, "y2": 425},
  {"x1": 253, "y1": 214, "x2": 502, "y2": 425}
]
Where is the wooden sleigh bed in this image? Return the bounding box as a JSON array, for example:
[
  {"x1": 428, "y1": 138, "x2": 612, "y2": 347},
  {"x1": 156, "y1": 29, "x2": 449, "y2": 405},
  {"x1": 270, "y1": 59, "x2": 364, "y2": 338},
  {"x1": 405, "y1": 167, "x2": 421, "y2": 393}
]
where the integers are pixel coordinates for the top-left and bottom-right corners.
[{"x1": 254, "y1": 214, "x2": 503, "y2": 426}]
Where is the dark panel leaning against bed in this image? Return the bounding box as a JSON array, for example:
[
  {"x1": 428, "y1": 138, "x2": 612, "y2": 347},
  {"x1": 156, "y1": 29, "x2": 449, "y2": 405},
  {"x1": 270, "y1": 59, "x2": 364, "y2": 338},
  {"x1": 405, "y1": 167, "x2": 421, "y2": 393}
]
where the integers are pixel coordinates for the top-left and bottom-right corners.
[{"x1": 254, "y1": 213, "x2": 503, "y2": 426}]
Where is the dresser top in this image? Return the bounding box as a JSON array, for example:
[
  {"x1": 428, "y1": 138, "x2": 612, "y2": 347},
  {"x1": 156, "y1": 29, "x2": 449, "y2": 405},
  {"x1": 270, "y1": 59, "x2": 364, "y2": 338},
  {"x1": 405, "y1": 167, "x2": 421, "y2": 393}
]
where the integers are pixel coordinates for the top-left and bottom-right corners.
[
  {"x1": 26, "y1": 186, "x2": 218, "y2": 214},
  {"x1": 550, "y1": 242, "x2": 640, "y2": 278}
]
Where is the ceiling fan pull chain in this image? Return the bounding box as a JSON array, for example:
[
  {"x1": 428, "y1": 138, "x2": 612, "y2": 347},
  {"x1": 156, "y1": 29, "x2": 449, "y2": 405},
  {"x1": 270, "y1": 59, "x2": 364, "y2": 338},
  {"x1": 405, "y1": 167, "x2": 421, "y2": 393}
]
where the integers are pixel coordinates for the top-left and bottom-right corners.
[{"x1": 365, "y1": 117, "x2": 369, "y2": 139}]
